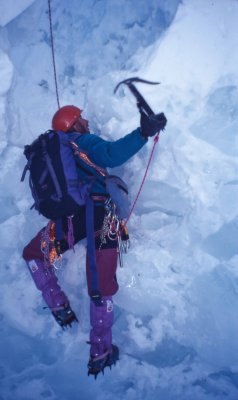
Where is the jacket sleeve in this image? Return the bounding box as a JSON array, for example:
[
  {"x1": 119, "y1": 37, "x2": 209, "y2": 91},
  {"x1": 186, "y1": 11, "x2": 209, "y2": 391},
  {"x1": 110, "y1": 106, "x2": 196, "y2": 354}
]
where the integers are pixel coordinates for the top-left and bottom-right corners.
[{"x1": 76, "y1": 128, "x2": 147, "y2": 168}]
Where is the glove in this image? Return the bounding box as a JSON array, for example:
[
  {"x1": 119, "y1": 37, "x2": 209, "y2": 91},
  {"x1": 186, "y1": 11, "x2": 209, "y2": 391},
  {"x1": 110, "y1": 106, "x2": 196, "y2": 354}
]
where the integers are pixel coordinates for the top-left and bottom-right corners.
[{"x1": 140, "y1": 111, "x2": 167, "y2": 138}]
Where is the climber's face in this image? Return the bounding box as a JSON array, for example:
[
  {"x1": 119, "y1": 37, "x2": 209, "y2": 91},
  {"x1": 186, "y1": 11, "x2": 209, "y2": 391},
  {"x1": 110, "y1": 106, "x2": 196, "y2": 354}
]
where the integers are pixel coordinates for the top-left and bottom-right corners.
[{"x1": 71, "y1": 116, "x2": 90, "y2": 134}]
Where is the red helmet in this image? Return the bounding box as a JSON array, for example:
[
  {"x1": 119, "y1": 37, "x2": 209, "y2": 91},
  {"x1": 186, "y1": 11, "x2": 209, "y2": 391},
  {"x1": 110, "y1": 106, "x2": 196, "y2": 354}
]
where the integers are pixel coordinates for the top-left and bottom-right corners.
[{"x1": 52, "y1": 105, "x2": 82, "y2": 132}]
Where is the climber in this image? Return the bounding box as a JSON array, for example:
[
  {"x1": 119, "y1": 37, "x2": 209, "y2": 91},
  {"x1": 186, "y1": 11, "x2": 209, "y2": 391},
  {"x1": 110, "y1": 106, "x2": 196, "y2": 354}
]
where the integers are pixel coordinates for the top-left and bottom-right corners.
[{"x1": 22, "y1": 104, "x2": 167, "y2": 377}]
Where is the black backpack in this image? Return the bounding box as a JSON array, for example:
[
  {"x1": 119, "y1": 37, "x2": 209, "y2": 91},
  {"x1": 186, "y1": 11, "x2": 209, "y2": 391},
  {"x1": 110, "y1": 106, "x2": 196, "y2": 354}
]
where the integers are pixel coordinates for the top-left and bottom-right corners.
[{"x1": 21, "y1": 130, "x2": 130, "y2": 221}]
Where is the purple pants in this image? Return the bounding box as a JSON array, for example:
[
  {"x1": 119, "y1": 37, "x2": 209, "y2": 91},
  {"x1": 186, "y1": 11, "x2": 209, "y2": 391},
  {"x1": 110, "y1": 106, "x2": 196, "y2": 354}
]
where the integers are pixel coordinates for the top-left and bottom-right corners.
[
  {"x1": 90, "y1": 296, "x2": 114, "y2": 357},
  {"x1": 22, "y1": 205, "x2": 118, "y2": 355}
]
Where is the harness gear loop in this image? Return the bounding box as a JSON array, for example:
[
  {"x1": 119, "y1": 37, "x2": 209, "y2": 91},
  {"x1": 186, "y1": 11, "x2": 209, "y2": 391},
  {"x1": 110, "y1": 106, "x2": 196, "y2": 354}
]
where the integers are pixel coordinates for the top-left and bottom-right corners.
[{"x1": 41, "y1": 221, "x2": 62, "y2": 270}]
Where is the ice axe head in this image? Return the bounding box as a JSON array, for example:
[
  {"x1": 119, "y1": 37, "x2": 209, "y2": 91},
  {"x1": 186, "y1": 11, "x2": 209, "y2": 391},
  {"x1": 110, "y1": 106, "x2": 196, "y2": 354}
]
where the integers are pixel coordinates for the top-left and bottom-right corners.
[
  {"x1": 114, "y1": 77, "x2": 160, "y2": 116},
  {"x1": 114, "y1": 77, "x2": 160, "y2": 94}
]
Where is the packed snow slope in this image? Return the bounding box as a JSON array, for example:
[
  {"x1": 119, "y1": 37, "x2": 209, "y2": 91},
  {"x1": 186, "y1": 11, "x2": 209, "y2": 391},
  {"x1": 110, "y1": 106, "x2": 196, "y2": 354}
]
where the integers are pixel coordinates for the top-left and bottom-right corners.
[{"x1": 1, "y1": 0, "x2": 238, "y2": 399}]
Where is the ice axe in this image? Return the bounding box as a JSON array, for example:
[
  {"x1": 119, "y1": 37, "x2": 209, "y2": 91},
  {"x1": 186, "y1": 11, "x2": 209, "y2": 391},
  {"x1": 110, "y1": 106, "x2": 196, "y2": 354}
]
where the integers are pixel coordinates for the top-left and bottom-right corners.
[
  {"x1": 114, "y1": 77, "x2": 160, "y2": 117},
  {"x1": 114, "y1": 77, "x2": 163, "y2": 226}
]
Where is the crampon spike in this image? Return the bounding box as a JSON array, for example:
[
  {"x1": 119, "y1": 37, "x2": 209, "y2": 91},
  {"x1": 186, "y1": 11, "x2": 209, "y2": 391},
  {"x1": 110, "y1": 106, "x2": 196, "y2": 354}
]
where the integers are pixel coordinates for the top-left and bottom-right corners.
[{"x1": 87, "y1": 344, "x2": 119, "y2": 378}]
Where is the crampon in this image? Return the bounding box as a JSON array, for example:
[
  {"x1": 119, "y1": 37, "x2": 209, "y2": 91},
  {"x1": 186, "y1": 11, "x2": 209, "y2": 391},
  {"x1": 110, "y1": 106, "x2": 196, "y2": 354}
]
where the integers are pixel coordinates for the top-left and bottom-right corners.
[
  {"x1": 52, "y1": 304, "x2": 78, "y2": 329},
  {"x1": 88, "y1": 344, "x2": 119, "y2": 379}
]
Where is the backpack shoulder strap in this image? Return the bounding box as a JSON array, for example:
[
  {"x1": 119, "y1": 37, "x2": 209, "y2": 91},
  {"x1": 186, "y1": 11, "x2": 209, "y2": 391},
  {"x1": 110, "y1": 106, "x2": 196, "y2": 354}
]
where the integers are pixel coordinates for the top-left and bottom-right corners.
[
  {"x1": 21, "y1": 151, "x2": 34, "y2": 182},
  {"x1": 40, "y1": 135, "x2": 63, "y2": 200},
  {"x1": 70, "y1": 141, "x2": 108, "y2": 178}
]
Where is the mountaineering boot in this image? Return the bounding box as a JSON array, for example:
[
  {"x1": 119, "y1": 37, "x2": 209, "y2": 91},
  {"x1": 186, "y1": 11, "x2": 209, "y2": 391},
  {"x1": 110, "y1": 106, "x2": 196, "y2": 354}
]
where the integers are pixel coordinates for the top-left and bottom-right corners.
[
  {"x1": 87, "y1": 296, "x2": 119, "y2": 377},
  {"x1": 51, "y1": 303, "x2": 78, "y2": 328},
  {"x1": 87, "y1": 344, "x2": 119, "y2": 378}
]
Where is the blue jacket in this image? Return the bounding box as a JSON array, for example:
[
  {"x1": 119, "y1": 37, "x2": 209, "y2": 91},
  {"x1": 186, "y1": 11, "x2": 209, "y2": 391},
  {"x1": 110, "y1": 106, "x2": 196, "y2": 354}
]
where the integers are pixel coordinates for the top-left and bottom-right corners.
[{"x1": 74, "y1": 127, "x2": 147, "y2": 194}]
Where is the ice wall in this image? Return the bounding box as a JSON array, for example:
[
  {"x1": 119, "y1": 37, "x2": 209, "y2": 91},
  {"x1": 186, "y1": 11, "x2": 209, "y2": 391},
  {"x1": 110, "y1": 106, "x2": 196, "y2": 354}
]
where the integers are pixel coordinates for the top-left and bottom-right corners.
[{"x1": 1, "y1": 1, "x2": 238, "y2": 399}]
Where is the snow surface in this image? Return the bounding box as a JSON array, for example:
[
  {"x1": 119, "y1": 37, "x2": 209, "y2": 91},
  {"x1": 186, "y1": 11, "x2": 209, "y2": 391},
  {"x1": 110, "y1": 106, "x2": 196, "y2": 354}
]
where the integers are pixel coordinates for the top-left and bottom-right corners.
[{"x1": 1, "y1": 0, "x2": 238, "y2": 399}]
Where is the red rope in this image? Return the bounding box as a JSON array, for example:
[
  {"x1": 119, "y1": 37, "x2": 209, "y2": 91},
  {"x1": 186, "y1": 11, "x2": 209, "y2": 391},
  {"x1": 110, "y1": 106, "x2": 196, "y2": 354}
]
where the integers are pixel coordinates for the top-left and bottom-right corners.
[
  {"x1": 48, "y1": 0, "x2": 60, "y2": 109},
  {"x1": 125, "y1": 132, "x2": 160, "y2": 225}
]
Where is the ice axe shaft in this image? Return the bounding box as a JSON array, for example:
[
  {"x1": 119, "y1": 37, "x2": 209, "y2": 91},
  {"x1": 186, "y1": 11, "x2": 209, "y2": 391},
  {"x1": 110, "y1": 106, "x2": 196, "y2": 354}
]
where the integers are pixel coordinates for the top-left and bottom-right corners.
[{"x1": 114, "y1": 77, "x2": 160, "y2": 116}]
